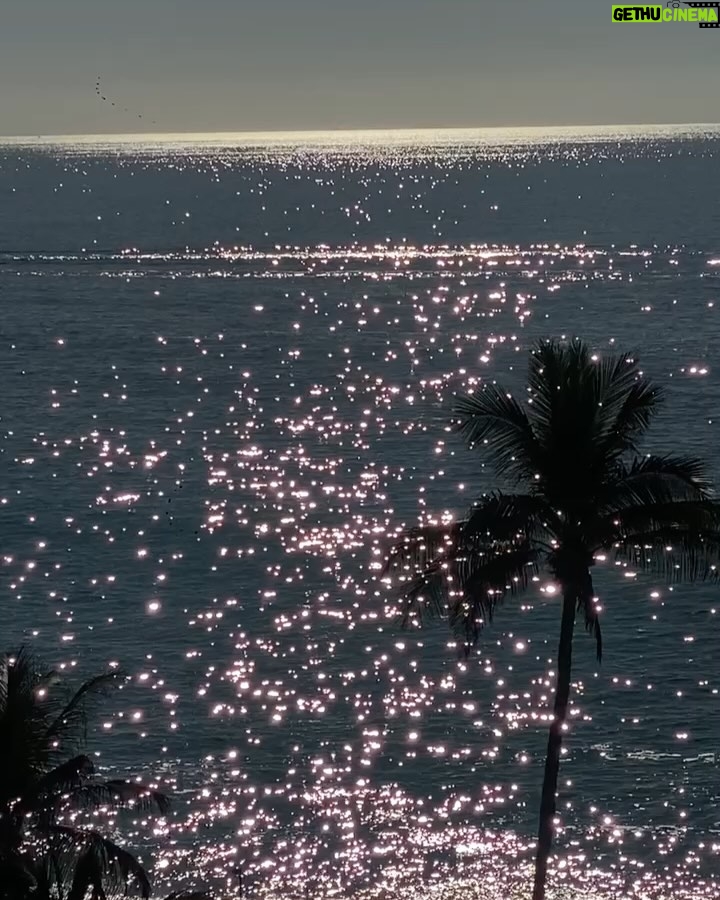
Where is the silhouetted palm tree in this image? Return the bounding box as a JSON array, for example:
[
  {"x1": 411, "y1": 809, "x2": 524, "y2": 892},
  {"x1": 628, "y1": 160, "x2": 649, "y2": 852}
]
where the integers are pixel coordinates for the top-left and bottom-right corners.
[
  {"x1": 383, "y1": 339, "x2": 720, "y2": 900},
  {"x1": 0, "y1": 648, "x2": 170, "y2": 900}
]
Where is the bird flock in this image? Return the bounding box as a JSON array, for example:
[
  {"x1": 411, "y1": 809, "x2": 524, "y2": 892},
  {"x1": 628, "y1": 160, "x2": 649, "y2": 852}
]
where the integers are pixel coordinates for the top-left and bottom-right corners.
[{"x1": 95, "y1": 76, "x2": 157, "y2": 126}]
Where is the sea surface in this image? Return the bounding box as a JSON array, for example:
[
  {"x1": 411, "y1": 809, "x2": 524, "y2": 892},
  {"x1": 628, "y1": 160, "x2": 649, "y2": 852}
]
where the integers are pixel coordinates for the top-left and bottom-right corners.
[{"x1": 1, "y1": 125, "x2": 720, "y2": 899}]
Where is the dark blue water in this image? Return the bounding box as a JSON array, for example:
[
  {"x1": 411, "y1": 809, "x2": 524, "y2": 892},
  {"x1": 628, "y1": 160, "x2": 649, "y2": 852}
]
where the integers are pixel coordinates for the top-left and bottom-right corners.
[{"x1": 1, "y1": 127, "x2": 719, "y2": 899}]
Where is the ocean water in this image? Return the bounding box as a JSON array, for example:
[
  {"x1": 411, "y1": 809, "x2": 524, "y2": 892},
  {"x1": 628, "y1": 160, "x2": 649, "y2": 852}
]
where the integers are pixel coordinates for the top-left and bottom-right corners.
[{"x1": 1, "y1": 125, "x2": 720, "y2": 899}]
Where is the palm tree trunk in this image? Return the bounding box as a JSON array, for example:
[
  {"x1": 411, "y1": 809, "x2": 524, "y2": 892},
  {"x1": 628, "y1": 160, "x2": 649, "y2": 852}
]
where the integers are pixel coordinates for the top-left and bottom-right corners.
[{"x1": 531, "y1": 584, "x2": 576, "y2": 900}]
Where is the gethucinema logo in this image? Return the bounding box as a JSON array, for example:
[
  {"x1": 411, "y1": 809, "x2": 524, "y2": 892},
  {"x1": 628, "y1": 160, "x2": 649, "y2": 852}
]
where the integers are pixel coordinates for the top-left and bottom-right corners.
[{"x1": 612, "y1": 2, "x2": 720, "y2": 25}]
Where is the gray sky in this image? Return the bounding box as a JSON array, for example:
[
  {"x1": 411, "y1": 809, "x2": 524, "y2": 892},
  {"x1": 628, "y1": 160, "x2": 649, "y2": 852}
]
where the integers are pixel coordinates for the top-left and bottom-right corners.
[{"x1": 2, "y1": 0, "x2": 720, "y2": 136}]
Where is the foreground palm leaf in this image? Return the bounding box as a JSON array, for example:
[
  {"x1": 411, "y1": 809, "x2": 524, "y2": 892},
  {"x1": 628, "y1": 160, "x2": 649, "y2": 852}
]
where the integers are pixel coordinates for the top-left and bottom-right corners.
[
  {"x1": 383, "y1": 339, "x2": 720, "y2": 900},
  {"x1": 0, "y1": 649, "x2": 170, "y2": 900}
]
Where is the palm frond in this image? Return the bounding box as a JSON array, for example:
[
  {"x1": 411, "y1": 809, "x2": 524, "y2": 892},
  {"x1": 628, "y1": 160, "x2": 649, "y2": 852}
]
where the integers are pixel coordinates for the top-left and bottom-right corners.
[
  {"x1": 164, "y1": 893, "x2": 214, "y2": 900},
  {"x1": 525, "y1": 340, "x2": 613, "y2": 501},
  {"x1": 522, "y1": 341, "x2": 665, "y2": 509},
  {"x1": 595, "y1": 458, "x2": 720, "y2": 553},
  {"x1": 452, "y1": 543, "x2": 539, "y2": 649},
  {"x1": 605, "y1": 455, "x2": 715, "y2": 506},
  {"x1": 613, "y1": 528, "x2": 720, "y2": 582},
  {"x1": 463, "y1": 492, "x2": 557, "y2": 546},
  {"x1": 601, "y1": 375, "x2": 663, "y2": 457},
  {"x1": 395, "y1": 542, "x2": 539, "y2": 653},
  {"x1": 43, "y1": 845, "x2": 75, "y2": 900},
  {"x1": 382, "y1": 522, "x2": 462, "y2": 578},
  {"x1": 52, "y1": 825, "x2": 151, "y2": 900},
  {"x1": 71, "y1": 779, "x2": 171, "y2": 815},
  {"x1": 573, "y1": 571, "x2": 602, "y2": 663},
  {"x1": 584, "y1": 350, "x2": 661, "y2": 451},
  {"x1": 0, "y1": 655, "x2": 7, "y2": 712},
  {"x1": 27, "y1": 755, "x2": 96, "y2": 829},
  {"x1": 0, "y1": 847, "x2": 39, "y2": 897},
  {"x1": 609, "y1": 500, "x2": 720, "y2": 542},
  {"x1": 386, "y1": 494, "x2": 545, "y2": 654},
  {"x1": 588, "y1": 610, "x2": 602, "y2": 663},
  {"x1": 66, "y1": 845, "x2": 107, "y2": 900},
  {"x1": 35, "y1": 755, "x2": 95, "y2": 797},
  {"x1": 453, "y1": 386, "x2": 543, "y2": 482},
  {"x1": 0, "y1": 649, "x2": 55, "y2": 807},
  {"x1": 395, "y1": 559, "x2": 451, "y2": 628},
  {"x1": 525, "y1": 338, "x2": 589, "y2": 445},
  {"x1": 45, "y1": 672, "x2": 124, "y2": 749}
]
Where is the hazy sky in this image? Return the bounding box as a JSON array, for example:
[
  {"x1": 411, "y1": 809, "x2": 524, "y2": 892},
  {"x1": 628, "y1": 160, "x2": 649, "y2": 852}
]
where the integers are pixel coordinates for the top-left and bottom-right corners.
[{"x1": 2, "y1": 0, "x2": 719, "y2": 135}]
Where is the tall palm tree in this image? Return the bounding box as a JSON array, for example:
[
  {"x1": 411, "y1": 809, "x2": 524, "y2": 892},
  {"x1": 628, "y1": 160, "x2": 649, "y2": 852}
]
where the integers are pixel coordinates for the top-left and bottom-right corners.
[
  {"x1": 0, "y1": 647, "x2": 170, "y2": 900},
  {"x1": 383, "y1": 339, "x2": 720, "y2": 900}
]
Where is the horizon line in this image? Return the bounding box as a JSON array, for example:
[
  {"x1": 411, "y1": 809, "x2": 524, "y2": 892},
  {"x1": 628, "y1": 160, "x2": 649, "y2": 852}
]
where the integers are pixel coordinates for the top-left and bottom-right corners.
[{"x1": 2, "y1": 121, "x2": 720, "y2": 143}]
